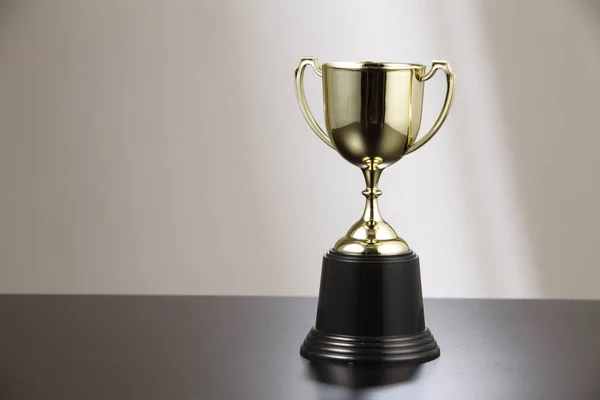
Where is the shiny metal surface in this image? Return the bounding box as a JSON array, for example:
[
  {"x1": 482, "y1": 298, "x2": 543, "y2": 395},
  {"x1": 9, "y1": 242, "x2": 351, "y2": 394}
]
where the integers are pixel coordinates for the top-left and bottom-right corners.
[
  {"x1": 295, "y1": 57, "x2": 455, "y2": 255},
  {"x1": 405, "y1": 61, "x2": 456, "y2": 155},
  {"x1": 294, "y1": 57, "x2": 335, "y2": 149},
  {"x1": 333, "y1": 157, "x2": 409, "y2": 255}
]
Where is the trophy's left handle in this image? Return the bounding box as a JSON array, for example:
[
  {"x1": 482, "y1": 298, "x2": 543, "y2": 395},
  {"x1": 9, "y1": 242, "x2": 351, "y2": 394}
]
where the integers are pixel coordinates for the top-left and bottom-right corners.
[
  {"x1": 405, "y1": 61, "x2": 456, "y2": 155},
  {"x1": 294, "y1": 57, "x2": 335, "y2": 150}
]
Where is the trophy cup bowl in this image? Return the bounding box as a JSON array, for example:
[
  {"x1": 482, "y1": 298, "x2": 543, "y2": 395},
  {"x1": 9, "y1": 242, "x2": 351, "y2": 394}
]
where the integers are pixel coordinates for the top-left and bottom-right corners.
[{"x1": 295, "y1": 57, "x2": 455, "y2": 364}]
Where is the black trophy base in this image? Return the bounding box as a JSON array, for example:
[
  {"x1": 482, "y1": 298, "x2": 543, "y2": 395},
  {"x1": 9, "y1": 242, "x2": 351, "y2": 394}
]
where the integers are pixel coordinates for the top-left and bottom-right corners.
[
  {"x1": 300, "y1": 249, "x2": 440, "y2": 364},
  {"x1": 301, "y1": 327, "x2": 439, "y2": 364}
]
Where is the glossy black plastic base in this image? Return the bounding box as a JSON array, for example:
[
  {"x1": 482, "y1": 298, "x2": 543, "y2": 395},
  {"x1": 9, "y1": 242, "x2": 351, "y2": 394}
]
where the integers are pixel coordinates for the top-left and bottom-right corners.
[
  {"x1": 301, "y1": 250, "x2": 440, "y2": 364},
  {"x1": 301, "y1": 327, "x2": 439, "y2": 364}
]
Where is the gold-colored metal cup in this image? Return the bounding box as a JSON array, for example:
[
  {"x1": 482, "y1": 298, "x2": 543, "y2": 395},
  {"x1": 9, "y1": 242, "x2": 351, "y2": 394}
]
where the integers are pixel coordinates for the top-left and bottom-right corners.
[{"x1": 295, "y1": 57, "x2": 455, "y2": 255}]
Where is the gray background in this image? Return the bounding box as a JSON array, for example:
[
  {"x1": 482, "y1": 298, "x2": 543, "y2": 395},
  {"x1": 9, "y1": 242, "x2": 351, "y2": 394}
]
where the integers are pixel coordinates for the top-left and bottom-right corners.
[{"x1": 1, "y1": 0, "x2": 599, "y2": 298}]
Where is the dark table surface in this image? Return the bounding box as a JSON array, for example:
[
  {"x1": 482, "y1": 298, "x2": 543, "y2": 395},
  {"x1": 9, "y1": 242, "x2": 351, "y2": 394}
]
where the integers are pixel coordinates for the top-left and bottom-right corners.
[{"x1": 0, "y1": 296, "x2": 599, "y2": 399}]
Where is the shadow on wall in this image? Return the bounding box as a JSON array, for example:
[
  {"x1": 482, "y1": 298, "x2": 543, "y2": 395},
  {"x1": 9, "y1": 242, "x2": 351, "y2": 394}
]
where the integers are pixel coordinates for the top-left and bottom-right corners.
[{"x1": 475, "y1": 1, "x2": 600, "y2": 297}]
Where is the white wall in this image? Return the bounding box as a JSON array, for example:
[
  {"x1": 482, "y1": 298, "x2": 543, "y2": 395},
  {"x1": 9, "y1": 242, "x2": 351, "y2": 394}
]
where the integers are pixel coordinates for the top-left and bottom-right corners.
[{"x1": 1, "y1": 0, "x2": 599, "y2": 298}]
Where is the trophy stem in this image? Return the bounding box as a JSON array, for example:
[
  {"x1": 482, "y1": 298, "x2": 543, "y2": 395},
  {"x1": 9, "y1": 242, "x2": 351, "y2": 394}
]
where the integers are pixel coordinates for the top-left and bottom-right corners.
[
  {"x1": 333, "y1": 158, "x2": 407, "y2": 255},
  {"x1": 361, "y1": 157, "x2": 384, "y2": 228}
]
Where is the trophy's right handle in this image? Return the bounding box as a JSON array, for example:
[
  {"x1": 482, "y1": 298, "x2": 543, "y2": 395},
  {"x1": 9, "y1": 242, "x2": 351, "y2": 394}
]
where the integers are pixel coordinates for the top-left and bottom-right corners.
[
  {"x1": 294, "y1": 57, "x2": 335, "y2": 150},
  {"x1": 405, "y1": 61, "x2": 455, "y2": 155}
]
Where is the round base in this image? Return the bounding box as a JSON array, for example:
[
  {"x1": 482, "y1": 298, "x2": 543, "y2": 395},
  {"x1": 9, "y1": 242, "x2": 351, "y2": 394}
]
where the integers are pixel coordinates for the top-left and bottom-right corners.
[
  {"x1": 301, "y1": 327, "x2": 440, "y2": 364},
  {"x1": 301, "y1": 249, "x2": 439, "y2": 365}
]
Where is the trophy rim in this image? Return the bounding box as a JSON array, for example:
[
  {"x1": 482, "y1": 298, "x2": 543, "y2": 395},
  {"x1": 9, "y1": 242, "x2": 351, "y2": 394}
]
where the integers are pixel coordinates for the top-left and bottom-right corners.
[{"x1": 323, "y1": 61, "x2": 425, "y2": 71}]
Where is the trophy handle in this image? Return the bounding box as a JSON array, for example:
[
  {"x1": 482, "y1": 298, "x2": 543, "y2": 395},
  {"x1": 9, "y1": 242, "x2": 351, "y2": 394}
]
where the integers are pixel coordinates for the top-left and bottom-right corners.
[
  {"x1": 294, "y1": 57, "x2": 335, "y2": 150},
  {"x1": 405, "y1": 61, "x2": 456, "y2": 155}
]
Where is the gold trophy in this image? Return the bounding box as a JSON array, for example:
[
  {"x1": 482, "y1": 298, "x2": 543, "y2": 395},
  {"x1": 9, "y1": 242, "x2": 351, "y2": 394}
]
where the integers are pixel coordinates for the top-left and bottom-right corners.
[{"x1": 295, "y1": 58, "x2": 455, "y2": 364}]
